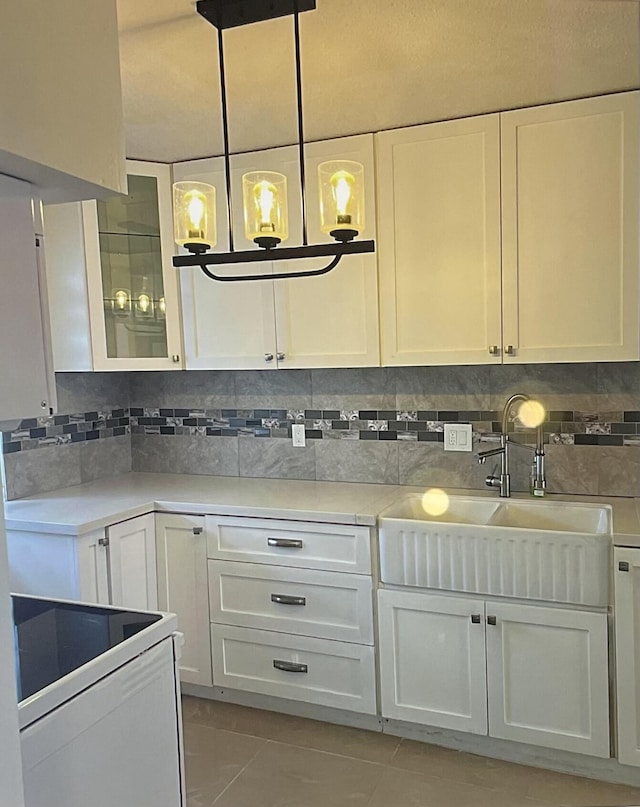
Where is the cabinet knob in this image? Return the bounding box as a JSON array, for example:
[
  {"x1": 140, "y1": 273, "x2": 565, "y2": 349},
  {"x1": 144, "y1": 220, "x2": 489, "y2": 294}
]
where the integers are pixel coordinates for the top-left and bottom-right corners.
[
  {"x1": 40, "y1": 400, "x2": 47, "y2": 408},
  {"x1": 619, "y1": 561, "x2": 630, "y2": 572},
  {"x1": 98, "y1": 537, "x2": 109, "y2": 547},
  {"x1": 488, "y1": 346, "x2": 499, "y2": 356},
  {"x1": 277, "y1": 352, "x2": 286, "y2": 362},
  {"x1": 192, "y1": 527, "x2": 203, "y2": 535},
  {"x1": 487, "y1": 615, "x2": 497, "y2": 625},
  {"x1": 504, "y1": 345, "x2": 515, "y2": 356},
  {"x1": 264, "y1": 353, "x2": 274, "y2": 362},
  {"x1": 172, "y1": 354, "x2": 180, "y2": 363},
  {"x1": 470, "y1": 614, "x2": 481, "y2": 623}
]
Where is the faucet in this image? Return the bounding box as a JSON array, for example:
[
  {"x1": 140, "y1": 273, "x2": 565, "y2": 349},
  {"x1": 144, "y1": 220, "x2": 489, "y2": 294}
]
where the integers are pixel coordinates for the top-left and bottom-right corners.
[{"x1": 476, "y1": 393, "x2": 546, "y2": 498}]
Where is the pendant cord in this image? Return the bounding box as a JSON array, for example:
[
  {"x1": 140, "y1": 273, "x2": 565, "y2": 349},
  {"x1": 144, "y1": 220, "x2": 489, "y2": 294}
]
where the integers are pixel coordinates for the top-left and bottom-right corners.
[
  {"x1": 217, "y1": 25, "x2": 234, "y2": 252},
  {"x1": 293, "y1": 7, "x2": 308, "y2": 246}
]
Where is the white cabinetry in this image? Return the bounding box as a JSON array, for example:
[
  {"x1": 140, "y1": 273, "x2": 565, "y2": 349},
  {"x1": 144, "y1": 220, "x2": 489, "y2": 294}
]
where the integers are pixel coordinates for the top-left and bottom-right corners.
[
  {"x1": 376, "y1": 91, "x2": 639, "y2": 365},
  {"x1": 6, "y1": 514, "x2": 155, "y2": 609},
  {"x1": 377, "y1": 115, "x2": 502, "y2": 366},
  {"x1": 43, "y1": 160, "x2": 183, "y2": 372},
  {"x1": 175, "y1": 134, "x2": 379, "y2": 370},
  {"x1": 614, "y1": 547, "x2": 640, "y2": 767},
  {"x1": 378, "y1": 589, "x2": 609, "y2": 757},
  {"x1": 207, "y1": 515, "x2": 376, "y2": 713},
  {"x1": 155, "y1": 514, "x2": 212, "y2": 687},
  {"x1": 0, "y1": 175, "x2": 56, "y2": 420}
]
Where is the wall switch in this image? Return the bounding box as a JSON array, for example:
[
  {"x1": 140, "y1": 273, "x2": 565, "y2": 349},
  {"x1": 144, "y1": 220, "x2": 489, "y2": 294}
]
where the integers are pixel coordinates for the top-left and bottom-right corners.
[
  {"x1": 291, "y1": 423, "x2": 306, "y2": 447},
  {"x1": 443, "y1": 423, "x2": 473, "y2": 452}
]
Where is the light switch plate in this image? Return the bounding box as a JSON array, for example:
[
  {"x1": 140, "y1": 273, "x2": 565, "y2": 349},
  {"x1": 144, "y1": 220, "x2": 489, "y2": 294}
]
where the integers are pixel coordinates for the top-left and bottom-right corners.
[
  {"x1": 291, "y1": 423, "x2": 306, "y2": 447},
  {"x1": 444, "y1": 423, "x2": 473, "y2": 452}
]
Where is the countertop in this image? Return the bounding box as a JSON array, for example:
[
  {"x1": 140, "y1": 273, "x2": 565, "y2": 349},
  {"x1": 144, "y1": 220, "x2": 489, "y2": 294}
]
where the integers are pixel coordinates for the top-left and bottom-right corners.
[{"x1": 4, "y1": 472, "x2": 640, "y2": 547}]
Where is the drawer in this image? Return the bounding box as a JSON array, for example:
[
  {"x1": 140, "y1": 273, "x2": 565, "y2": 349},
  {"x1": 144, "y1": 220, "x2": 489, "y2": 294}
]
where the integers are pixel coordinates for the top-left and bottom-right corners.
[
  {"x1": 206, "y1": 516, "x2": 371, "y2": 574},
  {"x1": 208, "y1": 561, "x2": 374, "y2": 644},
  {"x1": 211, "y1": 624, "x2": 377, "y2": 714}
]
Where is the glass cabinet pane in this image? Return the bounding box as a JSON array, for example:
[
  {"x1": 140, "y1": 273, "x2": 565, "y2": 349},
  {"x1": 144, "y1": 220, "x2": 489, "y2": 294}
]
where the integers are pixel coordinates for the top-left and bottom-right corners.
[{"x1": 97, "y1": 175, "x2": 169, "y2": 359}]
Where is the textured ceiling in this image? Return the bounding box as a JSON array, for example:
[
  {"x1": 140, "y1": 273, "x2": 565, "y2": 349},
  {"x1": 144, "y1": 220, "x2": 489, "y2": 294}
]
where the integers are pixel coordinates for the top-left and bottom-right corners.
[{"x1": 117, "y1": 0, "x2": 640, "y2": 163}]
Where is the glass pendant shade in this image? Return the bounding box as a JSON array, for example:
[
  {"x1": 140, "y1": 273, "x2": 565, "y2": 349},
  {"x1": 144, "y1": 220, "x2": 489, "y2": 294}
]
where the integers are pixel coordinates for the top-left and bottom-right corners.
[
  {"x1": 173, "y1": 181, "x2": 216, "y2": 250},
  {"x1": 242, "y1": 171, "x2": 288, "y2": 248},
  {"x1": 318, "y1": 160, "x2": 365, "y2": 242}
]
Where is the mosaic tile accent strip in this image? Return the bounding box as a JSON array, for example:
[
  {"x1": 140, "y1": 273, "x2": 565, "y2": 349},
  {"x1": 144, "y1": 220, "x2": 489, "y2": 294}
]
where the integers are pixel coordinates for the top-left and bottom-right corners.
[
  {"x1": 2, "y1": 409, "x2": 130, "y2": 454},
  {"x1": 4, "y1": 406, "x2": 639, "y2": 455}
]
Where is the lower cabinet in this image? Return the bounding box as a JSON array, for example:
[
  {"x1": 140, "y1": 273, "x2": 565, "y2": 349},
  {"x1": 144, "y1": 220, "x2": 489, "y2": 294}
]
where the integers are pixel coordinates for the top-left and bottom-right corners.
[
  {"x1": 155, "y1": 513, "x2": 212, "y2": 687},
  {"x1": 378, "y1": 589, "x2": 610, "y2": 757},
  {"x1": 614, "y1": 547, "x2": 640, "y2": 767},
  {"x1": 6, "y1": 513, "x2": 156, "y2": 609}
]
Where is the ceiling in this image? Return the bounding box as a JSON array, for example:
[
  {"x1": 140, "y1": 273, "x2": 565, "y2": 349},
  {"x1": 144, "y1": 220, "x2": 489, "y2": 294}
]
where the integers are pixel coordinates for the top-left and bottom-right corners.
[{"x1": 116, "y1": 0, "x2": 640, "y2": 163}]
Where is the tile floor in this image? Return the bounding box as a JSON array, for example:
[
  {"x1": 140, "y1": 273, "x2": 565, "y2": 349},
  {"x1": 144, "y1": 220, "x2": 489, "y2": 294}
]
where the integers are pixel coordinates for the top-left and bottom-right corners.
[{"x1": 182, "y1": 696, "x2": 640, "y2": 807}]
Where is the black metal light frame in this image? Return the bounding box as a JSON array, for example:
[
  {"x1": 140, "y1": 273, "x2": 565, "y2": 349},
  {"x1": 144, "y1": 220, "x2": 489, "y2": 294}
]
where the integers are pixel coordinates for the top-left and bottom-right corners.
[{"x1": 172, "y1": 0, "x2": 375, "y2": 282}]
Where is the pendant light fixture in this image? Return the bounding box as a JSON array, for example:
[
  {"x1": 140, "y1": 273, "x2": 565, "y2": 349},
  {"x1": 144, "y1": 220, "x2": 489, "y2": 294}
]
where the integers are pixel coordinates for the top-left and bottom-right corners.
[{"x1": 172, "y1": 0, "x2": 375, "y2": 282}]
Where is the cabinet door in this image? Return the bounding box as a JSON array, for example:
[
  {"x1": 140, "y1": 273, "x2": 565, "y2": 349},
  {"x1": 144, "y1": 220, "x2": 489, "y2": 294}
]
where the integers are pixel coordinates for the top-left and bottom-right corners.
[
  {"x1": 155, "y1": 514, "x2": 212, "y2": 686},
  {"x1": 77, "y1": 530, "x2": 110, "y2": 605},
  {"x1": 614, "y1": 547, "x2": 640, "y2": 766},
  {"x1": 107, "y1": 513, "x2": 157, "y2": 610},
  {"x1": 378, "y1": 589, "x2": 488, "y2": 734},
  {"x1": 83, "y1": 160, "x2": 183, "y2": 370},
  {"x1": 486, "y1": 601, "x2": 609, "y2": 757},
  {"x1": 501, "y1": 91, "x2": 640, "y2": 363},
  {"x1": 376, "y1": 116, "x2": 502, "y2": 366},
  {"x1": 272, "y1": 135, "x2": 380, "y2": 368},
  {"x1": 175, "y1": 155, "x2": 278, "y2": 370},
  {"x1": 0, "y1": 175, "x2": 55, "y2": 419}
]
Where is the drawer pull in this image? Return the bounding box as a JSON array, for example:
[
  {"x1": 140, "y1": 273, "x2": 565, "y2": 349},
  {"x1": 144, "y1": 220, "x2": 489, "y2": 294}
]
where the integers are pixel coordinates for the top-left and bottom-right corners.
[
  {"x1": 273, "y1": 659, "x2": 308, "y2": 674},
  {"x1": 271, "y1": 593, "x2": 306, "y2": 606},
  {"x1": 267, "y1": 537, "x2": 303, "y2": 549}
]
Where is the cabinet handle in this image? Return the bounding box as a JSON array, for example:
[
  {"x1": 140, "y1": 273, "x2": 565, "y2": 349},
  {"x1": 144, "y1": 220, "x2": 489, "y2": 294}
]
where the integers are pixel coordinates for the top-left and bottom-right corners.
[
  {"x1": 504, "y1": 345, "x2": 515, "y2": 356},
  {"x1": 264, "y1": 353, "x2": 274, "y2": 362},
  {"x1": 488, "y1": 346, "x2": 499, "y2": 356},
  {"x1": 277, "y1": 352, "x2": 286, "y2": 361},
  {"x1": 471, "y1": 614, "x2": 481, "y2": 623},
  {"x1": 267, "y1": 537, "x2": 303, "y2": 549},
  {"x1": 487, "y1": 615, "x2": 497, "y2": 626},
  {"x1": 192, "y1": 527, "x2": 203, "y2": 535},
  {"x1": 271, "y1": 593, "x2": 306, "y2": 606},
  {"x1": 172, "y1": 354, "x2": 180, "y2": 363},
  {"x1": 98, "y1": 537, "x2": 109, "y2": 547},
  {"x1": 273, "y1": 659, "x2": 308, "y2": 674},
  {"x1": 619, "y1": 561, "x2": 631, "y2": 572}
]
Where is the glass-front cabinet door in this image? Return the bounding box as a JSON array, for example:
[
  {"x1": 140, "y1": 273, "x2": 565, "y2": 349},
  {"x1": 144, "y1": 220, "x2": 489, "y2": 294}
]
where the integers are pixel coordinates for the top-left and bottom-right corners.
[{"x1": 83, "y1": 160, "x2": 182, "y2": 370}]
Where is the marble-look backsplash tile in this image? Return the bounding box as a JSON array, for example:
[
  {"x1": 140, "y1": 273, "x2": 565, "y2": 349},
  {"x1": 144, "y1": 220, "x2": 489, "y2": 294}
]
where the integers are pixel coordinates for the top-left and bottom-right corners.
[{"x1": 2, "y1": 363, "x2": 639, "y2": 499}]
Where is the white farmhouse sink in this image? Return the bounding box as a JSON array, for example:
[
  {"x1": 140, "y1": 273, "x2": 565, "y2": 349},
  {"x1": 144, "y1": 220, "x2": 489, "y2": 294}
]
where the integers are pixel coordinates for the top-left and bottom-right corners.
[
  {"x1": 490, "y1": 500, "x2": 610, "y2": 534},
  {"x1": 378, "y1": 495, "x2": 612, "y2": 606}
]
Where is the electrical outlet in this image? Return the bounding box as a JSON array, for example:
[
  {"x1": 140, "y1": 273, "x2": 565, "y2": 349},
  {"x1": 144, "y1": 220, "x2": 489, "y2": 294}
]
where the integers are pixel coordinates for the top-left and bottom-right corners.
[
  {"x1": 291, "y1": 423, "x2": 306, "y2": 447},
  {"x1": 443, "y1": 423, "x2": 473, "y2": 452}
]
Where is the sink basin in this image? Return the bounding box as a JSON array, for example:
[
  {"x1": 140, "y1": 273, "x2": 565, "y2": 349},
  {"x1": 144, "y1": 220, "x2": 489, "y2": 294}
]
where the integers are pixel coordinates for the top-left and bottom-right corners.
[
  {"x1": 378, "y1": 494, "x2": 612, "y2": 606},
  {"x1": 379, "y1": 494, "x2": 500, "y2": 525},
  {"x1": 489, "y1": 501, "x2": 611, "y2": 535}
]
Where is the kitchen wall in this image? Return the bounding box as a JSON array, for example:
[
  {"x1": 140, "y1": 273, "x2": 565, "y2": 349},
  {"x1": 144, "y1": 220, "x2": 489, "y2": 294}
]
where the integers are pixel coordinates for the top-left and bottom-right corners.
[{"x1": 2, "y1": 363, "x2": 638, "y2": 501}]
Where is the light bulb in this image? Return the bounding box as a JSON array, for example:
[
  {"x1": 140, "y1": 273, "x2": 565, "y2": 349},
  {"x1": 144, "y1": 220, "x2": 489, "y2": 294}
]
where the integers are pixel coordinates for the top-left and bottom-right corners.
[
  {"x1": 421, "y1": 488, "x2": 450, "y2": 517},
  {"x1": 113, "y1": 289, "x2": 129, "y2": 311},
  {"x1": 255, "y1": 181, "x2": 277, "y2": 231},
  {"x1": 185, "y1": 190, "x2": 206, "y2": 239},
  {"x1": 137, "y1": 293, "x2": 151, "y2": 314},
  {"x1": 330, "y1": 170, "x2": 355, "y2": 224},
  {"x1": 158, "y1": 296, "x2": 166, "y2": 315}
]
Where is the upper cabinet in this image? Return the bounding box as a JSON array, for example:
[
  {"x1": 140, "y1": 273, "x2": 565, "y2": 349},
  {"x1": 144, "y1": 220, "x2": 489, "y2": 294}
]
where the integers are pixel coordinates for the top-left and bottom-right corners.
[
  {"x1": 175, "y1": 134, "x2": 380, "y2": 370},
  {"x1": 44, "y1": 161, "x2": 183, "y2": 372},
  {"x1": 377, "y1": 115, "x2": 502, "y2": 366},
  {"x1": 0, "y1": 175, "x2": 57, "y2": 419},
  {"x1": 501, "y1": 92, "x2": 639, "y2": 363},
  {"x1": 376, "y1": 91, "x2": 640, "y2": 366}
]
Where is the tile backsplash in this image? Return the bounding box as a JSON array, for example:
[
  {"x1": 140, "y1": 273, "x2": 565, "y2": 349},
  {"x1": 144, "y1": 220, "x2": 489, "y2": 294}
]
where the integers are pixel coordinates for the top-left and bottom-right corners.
[{"x1": 2, "y1": 363, "x2": 639, "y2": 500}]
